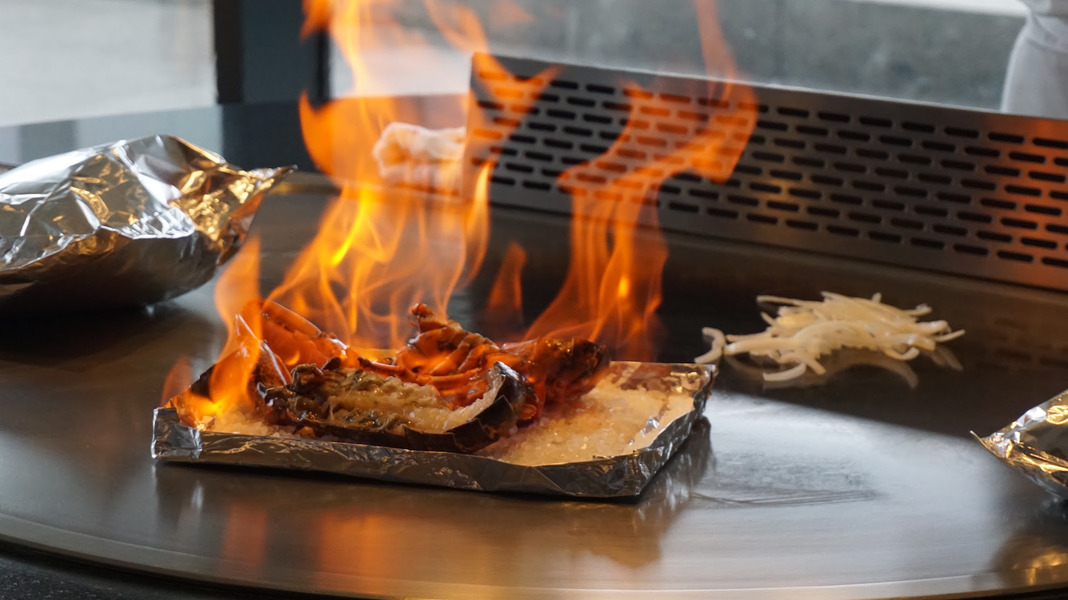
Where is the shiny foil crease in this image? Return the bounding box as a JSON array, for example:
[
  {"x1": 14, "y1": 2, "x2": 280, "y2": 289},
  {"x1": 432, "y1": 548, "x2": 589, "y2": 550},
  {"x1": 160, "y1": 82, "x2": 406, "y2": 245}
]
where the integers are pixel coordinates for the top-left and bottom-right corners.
[
  {"x1": 152, "y1": 363, "x2": 714, "y2": 498},
  {"x1": 977, "y1": 389, "x2": 1068, "y2": 500},
  {"x1": 0, "y1": 135, "x2": 292, "y2": 312}
]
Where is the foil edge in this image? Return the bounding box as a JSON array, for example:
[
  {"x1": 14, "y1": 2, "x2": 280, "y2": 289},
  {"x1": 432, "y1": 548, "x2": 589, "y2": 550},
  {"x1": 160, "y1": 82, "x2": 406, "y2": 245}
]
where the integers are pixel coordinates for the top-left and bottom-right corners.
[
  {"x1": 976, "y1": 388, "x2": 1068, "y2": 501},
  {"x1": 152, "y1": 362, "x2": 713, "y2": 498}
]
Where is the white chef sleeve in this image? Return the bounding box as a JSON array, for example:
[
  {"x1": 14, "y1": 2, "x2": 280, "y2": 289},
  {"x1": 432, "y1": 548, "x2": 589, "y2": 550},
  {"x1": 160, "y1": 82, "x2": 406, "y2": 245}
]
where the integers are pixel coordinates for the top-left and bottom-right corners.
[{"x1": 1002, "y1": 0, "x2": 1068, "y2": 118}]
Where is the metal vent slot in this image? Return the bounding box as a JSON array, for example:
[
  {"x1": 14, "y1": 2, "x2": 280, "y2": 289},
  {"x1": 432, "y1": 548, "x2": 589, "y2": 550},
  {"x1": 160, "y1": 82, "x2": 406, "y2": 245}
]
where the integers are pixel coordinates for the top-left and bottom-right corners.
[{"x1": 465, "y1": 54, "x2": 1068, "y2": 292}]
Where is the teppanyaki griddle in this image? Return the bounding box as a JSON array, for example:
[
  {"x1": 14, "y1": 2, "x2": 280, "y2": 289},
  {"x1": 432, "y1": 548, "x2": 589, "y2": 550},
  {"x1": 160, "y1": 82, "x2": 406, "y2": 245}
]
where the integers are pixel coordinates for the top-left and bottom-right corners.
[{"x1": 0, "y1": 186, "x2": 1067, "y2": 599}]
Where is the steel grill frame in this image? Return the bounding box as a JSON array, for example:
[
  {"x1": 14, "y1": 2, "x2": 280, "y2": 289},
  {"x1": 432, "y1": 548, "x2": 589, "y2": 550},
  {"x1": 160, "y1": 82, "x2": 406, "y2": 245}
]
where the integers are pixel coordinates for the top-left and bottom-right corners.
[{"x1": 464, "y1": 53, "x2": 1068, "y2": 293}]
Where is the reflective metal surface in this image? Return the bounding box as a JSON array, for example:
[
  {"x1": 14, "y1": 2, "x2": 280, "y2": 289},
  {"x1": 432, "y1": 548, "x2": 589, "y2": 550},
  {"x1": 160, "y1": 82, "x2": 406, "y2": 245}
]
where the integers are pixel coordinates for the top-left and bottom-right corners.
[{"x1": 2, "y1": 190, "x2": 1068, "y2": 599}]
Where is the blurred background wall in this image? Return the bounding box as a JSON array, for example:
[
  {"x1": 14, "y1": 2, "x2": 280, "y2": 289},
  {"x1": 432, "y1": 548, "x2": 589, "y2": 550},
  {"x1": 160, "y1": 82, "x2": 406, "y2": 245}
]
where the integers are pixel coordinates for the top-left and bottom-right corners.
[{"x1": 0, "y1": 0, "x2": 1029, "y2": 128}]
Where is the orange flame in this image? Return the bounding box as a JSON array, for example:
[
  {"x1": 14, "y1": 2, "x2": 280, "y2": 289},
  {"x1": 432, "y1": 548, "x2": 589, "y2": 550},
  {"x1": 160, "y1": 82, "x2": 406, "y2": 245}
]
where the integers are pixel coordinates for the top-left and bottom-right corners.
[
  {"x1": 171, "y1": 0, "x2": 755, "y2": 421},
  {"x1": 165, "y1": 238, "x2": 265, "y2": 423},
  {"x1": 483, "y1": 241, "x2": 527, "y2": 340},
  {"x1": 489, "y1": 3, "x2": 756, "y2": 360},
  {"x1": 274, "y1": 1, "x2": 554, "y2": 351},
  {"x1": 215, "y1": 236, "x2": 263, "y2": 354}
]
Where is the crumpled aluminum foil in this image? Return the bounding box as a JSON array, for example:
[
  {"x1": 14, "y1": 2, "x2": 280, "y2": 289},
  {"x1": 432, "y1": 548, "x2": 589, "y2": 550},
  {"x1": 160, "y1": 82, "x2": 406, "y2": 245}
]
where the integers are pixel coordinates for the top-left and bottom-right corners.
[
  {"x1": 0, "y1": 135, "x2": 292, "y2": 312},
  {"x1": 976, "y1": 389, "x2": 1068, "y2": 500},
  {"x1": 152, "y1": 362, "x2": 714, "y2": 498}
]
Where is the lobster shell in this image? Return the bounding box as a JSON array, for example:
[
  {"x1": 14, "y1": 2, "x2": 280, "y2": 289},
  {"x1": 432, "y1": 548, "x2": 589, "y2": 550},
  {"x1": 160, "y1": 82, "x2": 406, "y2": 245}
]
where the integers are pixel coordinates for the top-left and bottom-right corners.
[{"x1": 261, "y1": 361, "x2": 534, "y2": 453}]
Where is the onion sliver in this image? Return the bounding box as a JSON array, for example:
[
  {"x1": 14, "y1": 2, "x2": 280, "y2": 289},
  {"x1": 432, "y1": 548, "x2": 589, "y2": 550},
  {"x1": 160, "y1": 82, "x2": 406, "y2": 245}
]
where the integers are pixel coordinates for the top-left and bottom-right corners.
[{"x1": 695, "y1": 292, "x2": 964, "y2": 382}]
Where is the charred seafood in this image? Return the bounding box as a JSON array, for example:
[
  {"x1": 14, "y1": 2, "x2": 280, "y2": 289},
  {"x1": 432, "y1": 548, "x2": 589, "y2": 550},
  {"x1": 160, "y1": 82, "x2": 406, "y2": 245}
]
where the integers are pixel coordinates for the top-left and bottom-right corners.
[
  {"x1": 358, "y1": 303, "x2": 609, "y2": 421},
  {"x1": 263, "y1": 360, "x2": 534, "y2": 453},
  {"x1": 170, "y1": 300, "x2": 610, "y2": 454}
]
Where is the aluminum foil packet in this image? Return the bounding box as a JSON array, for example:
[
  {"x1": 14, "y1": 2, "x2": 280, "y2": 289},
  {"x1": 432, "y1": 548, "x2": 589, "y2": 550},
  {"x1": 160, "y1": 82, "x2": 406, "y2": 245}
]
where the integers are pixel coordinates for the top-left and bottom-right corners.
[
  {"x1": 0, "y1": 135, "x2": 292, "y2": 313},
  {"x1": 153, "y1": 362, "x2": 714, "y2": 498},
  {"x1": 977, "y1": 389, "x2": 1068, "y2": 500}
]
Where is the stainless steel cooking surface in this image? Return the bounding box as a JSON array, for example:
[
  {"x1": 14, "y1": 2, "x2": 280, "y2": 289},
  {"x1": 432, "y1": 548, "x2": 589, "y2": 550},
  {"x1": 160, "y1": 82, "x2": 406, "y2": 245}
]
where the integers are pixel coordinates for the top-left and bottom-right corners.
[{"x1": 1, "y1": 188, "x2": 1068, "y2": 599}]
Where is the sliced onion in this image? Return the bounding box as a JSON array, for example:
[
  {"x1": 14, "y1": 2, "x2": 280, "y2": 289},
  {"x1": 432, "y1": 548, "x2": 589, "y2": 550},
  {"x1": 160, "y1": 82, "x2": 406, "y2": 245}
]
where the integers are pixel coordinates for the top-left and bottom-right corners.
[
  {"x1": 697, "y1": 291, "x2": 965, "y2": 382},
  {"x1": 694, "y1": 328, "x2": 726, "y2": 364},
  {"x1": 762, "y1": 362, "x2": 808, "y2": 382}
]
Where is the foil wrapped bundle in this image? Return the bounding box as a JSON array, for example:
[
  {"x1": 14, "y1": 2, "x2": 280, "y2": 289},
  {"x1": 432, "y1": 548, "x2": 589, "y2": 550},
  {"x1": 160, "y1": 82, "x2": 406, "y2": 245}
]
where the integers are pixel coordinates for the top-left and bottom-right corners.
[
  {"x1": 153, "y1": 362, "x2": 714, "y2": 498},
  {"x1": 977, "y1": 389, "x2": 1068, "y2": 500},
  {"x1": 0, "y1": 135, "x2": 291, "y2": 313}
]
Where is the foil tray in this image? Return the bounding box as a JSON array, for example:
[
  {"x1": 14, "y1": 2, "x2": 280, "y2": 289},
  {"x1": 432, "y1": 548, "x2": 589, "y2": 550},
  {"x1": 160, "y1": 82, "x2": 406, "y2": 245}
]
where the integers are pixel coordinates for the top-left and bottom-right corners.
[{"x1": 152, "y1": 362, "x2": 713, "y2": 498}]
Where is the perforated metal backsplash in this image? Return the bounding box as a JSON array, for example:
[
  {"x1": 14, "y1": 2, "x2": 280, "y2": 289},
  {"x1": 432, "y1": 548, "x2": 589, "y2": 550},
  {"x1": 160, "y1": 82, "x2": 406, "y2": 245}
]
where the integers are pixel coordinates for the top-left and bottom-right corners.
[{"x1": 464, "y1": 53, "x2": 1068, "y2": 292}]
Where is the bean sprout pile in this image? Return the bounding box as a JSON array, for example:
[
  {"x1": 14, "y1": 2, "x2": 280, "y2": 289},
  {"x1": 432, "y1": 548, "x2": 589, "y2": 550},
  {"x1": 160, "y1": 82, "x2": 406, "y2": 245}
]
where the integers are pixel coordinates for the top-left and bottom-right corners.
[{"x1": 695, "y1": 292, "x2": 965, "y2": 382}]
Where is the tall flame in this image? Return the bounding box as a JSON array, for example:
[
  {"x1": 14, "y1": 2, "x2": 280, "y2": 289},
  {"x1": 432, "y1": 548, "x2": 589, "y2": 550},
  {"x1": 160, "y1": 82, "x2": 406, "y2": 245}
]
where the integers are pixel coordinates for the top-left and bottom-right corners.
[
  {"x1": 488, "y1": 3, "x2": 756, "y2": 360},
  {"x1": 171, "y1": 0, "x2": 755, "y2": 418},
  {"x1": 278, "y1": 0, "x2": 551, "y2": 351}
]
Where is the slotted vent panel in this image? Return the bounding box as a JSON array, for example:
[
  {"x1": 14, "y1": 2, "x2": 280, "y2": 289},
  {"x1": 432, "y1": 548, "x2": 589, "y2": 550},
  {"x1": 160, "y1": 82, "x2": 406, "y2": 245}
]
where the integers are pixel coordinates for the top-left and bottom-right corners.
[{"x1": 465, "y1": 54, "x2": 1068, "y2": 292}]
